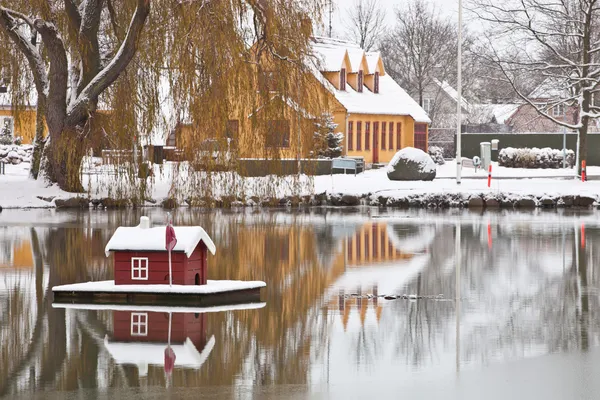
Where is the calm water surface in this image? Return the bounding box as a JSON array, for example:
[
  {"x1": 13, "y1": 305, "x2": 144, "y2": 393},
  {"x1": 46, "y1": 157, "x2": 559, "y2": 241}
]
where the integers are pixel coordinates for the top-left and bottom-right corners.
[{"x1": 1, "y1": 208, "x2": 600, "y2": 399}]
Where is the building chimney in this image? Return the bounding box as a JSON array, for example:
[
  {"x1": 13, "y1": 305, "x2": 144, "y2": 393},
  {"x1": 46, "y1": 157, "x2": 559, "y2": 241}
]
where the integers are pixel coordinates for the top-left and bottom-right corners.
[{"x1": 139, "y1": 216, "x2": 150, "y2": 229}]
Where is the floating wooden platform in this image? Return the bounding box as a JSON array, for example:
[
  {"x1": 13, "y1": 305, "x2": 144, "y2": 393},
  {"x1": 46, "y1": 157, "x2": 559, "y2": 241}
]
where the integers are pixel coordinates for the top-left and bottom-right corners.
[{"x1": 52, "y1": 279, "x2": 266, "y2": 307}]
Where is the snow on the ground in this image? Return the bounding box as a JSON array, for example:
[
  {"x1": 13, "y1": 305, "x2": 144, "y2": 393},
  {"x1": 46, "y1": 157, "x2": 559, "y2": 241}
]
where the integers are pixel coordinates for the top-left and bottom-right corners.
[
  {"x1": 1, "y1": 160, "x2": 600, "y2": 209},
  {"x1": 52, "y1": 279, "x2": 266, "y2": 294}
]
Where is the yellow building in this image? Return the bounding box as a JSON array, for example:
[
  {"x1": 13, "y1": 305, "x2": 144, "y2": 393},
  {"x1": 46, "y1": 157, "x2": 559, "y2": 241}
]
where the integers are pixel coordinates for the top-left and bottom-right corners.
[
  {"x1": 171, "y1": 37, "x2": 430, "y2": 166},
  {"x1": 0, "y1": 104, "x2": 38, "y2": 144},
  {"x1": 311, "y1": 37, "x2": 431, "y2": 164}
]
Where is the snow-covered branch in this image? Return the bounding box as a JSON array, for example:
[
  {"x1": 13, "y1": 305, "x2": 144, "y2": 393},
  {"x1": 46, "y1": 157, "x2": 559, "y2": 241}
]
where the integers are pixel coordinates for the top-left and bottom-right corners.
[{"x1": 66, "y1": 0, "x2": 151, "y2": 127}]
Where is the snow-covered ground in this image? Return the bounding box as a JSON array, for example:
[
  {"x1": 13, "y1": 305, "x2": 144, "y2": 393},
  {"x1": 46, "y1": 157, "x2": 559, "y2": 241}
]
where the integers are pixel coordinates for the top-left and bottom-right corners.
[{"x1": 1, "y1": 160, "x2": 600, "y2": 209}]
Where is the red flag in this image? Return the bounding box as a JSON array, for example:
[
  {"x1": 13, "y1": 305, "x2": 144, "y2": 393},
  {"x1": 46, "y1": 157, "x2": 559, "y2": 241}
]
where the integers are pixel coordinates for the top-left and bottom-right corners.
[
  {"x1": 166, "y1": 223, "x2": 177, "y2": 251},
  {"x1": 164, "y1": 347, "x2": 176, "y2": 375}
]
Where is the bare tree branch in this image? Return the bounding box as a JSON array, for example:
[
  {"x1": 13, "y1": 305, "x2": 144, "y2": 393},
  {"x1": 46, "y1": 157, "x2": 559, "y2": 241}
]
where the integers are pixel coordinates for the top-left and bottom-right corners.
[
  {"x1": 344, "y1": 0, "x2": 386, "y2": 51},
  {"x1": 66, "y1": 0, "x2": 150, "y2": 126}
]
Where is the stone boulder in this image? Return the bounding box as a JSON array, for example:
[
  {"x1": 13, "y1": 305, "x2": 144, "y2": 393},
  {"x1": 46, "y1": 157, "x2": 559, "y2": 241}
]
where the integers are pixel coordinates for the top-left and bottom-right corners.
[{"x1": 387, "y1": 147, "x2": 437, "y2": 181}]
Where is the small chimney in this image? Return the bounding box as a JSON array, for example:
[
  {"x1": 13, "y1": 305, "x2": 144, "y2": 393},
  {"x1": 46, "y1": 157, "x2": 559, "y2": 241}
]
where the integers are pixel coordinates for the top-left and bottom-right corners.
[{"x1": 139, "y1": 216, "x2": 150, "y2": 229}]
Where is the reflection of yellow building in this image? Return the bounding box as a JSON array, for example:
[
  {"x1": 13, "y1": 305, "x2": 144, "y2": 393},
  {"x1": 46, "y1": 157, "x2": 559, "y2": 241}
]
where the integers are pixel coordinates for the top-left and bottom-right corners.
[
  {"x1": 0, "y1": 236, "x2": 33, "y2": 268},
  {"x1": 346, "y1": 223, "x2": 412, "y2": 266}
]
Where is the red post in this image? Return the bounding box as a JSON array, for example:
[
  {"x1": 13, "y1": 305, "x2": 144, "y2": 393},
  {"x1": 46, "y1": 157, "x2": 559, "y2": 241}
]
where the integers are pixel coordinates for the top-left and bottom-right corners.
[
  {"x1": 487, "y1": 164, "x2": 492, "y2": 187},
  {"x1": 581, "y1": 160, "x2": 586, "y2": 182}
]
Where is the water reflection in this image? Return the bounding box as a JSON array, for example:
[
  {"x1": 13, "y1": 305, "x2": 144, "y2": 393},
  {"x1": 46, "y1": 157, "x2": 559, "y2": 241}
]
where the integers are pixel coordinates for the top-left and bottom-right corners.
[{"x1": 0, "y1": 209, "x2": 600, "y2": 398}]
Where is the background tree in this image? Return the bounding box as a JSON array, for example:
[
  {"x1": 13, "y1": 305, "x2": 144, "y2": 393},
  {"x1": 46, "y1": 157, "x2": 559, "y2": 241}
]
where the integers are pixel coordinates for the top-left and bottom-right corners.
[
  {"x1": 0, "y1": 0, "x2": 325, "y2": 192},
  {"x1": 313, "y1": 113, "x2": 342, "y2": 158},
  {"x1": 343, "y1": 0, "x2": 386, "y2": 51},
  {"x1": 380, "y1": 0, "x2": 458, "y2": 107},
  {"x1": 469, "y1": 0, "x2": 600, "y2": 174}
]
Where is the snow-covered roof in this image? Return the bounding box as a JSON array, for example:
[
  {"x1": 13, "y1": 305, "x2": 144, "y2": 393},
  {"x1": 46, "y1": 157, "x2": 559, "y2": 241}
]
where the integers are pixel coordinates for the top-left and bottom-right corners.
[
  {"x1": 433, "y1": 78, "x2": 470, "y2": 111},
  {"x1": 310, "y1": 38, "x2": 428, "y2": 122},
  {"x1": 104, "y1": 216, "x2": 216, "y2": 257},
  {"x1": 104, "y1": 335, "x2": 215, "y2": 371},
  {"x1": 529, "y1": 77, "x2": 570, "y2": 100},
  {"x1": 469, "y1": 103, "x2": 521, "y2": 124},
  {"x1": 311, "y1": 37, "x2": 352, "y2": 72},
  {"x1": 365, "y1": 52, "x2": 382, "y2": 74}
]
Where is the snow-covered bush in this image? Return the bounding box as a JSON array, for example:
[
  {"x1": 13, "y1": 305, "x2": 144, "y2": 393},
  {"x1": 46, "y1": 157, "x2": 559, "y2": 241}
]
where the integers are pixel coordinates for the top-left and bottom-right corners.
[
  {"x1": 387, "y1": 147, "x2": 437, "y2": 181},
  {"x1": 313, "y1": 113, "x2": 343, "y2": 158},
  {"x1": 498, "y1": 147, "x2": 575, "y2": 169},
  {"x1": 0, "y1": 144, "x2": 33, "y2": 165},
  {"x1": 428, "y1": 146, "x2": 445, "y2": 165}
]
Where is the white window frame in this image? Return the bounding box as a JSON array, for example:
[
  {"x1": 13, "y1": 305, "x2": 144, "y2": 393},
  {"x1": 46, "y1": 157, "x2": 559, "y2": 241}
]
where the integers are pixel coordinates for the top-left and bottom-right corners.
[
  {"x1": 130, "y1": 312, "x2": 148, "y2": 336},
  {"x1": 131, "y1": 257, "x2": 149, "y2": 280},
  {"x1": 552, "y1": 104, "x2": 565, "y2": 117},
  {"x1": 423, "y1": 98, "x2": 433, "y2": 114}
]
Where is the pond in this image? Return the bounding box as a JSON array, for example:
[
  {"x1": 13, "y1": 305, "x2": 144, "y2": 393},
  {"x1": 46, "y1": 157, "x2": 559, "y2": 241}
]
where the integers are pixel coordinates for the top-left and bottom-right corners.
[{"x1": 1, "y1": 208, "x2": 600, "y2": 399}]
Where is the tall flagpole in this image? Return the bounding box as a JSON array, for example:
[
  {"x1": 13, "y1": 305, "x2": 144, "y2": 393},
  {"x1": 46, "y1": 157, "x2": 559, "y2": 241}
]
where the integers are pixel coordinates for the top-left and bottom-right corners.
[{"x1": 456, "y1": 0, "x2": 463, "y2": 185}]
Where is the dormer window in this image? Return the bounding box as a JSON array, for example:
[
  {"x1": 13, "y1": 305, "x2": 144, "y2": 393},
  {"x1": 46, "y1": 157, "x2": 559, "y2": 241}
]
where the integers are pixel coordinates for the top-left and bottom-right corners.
[
  {"x1": 374, "y1": 72, "x2": 380, "y2": 94},
  {"x1": 358, "y1": 70, "x2": 363, "y2": 93},
  {"x1": 340, "y1": 68, "x2": 346, "y2": 91}
]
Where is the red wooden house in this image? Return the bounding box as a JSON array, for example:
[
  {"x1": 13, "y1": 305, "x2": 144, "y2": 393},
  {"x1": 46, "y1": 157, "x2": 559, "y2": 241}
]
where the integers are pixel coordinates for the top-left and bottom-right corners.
[
  {"x1": 104, "y1": 216, "x2": 216, "y2": 285},
  {"x1": 104, "y1": 309, "x2": 215, "y2": 375}
]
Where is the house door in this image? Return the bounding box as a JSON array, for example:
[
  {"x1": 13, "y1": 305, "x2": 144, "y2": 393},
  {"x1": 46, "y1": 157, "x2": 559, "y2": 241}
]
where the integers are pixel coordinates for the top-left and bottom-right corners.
[{"x1": 373, "y1": 122, "x2": 379, "y2": 163}]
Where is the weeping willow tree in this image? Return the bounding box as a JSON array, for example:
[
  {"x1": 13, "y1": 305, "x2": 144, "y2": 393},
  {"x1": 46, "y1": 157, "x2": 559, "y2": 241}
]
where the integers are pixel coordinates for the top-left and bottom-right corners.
[{"x1": 0, "y1": 0, "x2": 328, "y2": 195}]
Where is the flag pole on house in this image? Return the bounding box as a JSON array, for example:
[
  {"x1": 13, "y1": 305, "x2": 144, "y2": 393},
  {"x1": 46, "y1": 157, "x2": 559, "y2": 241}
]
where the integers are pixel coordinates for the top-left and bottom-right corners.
[{"x1": 166, "y1": 212, "x2": 177, "y2": 287}]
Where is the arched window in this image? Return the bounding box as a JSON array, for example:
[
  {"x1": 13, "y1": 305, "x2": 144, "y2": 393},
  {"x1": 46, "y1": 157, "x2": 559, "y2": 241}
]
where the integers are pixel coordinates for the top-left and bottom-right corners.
[
  {"x1": 374, "y1": 72, "x2": 380, "y2": 94},
  {"x1": 340, "y1": 68, "x2": 347, "y2": 90}
]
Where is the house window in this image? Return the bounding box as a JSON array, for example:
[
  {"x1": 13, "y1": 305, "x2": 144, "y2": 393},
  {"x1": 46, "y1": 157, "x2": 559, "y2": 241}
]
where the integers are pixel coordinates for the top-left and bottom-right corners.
[
  {"x1": 374, "y1": 72, "x2": 380, "y2": 94},
  {"x1": 552, "y1": 104, "x2": 565, "y2": 117},
  {"x1": 348, "y1": 121, "x2": 354, "y2": 151},
  {"x1": 131, "y1": 257, "x2": 148, "y2": 280},
  {"x1": 396, "y1": 122, "x2": 402, "y2": 150},
  {"x1": 373, "y1": 122, "x2": 379, "y2": 150},
  {"x1": 357, "y1": 121, "x2": 362, "y2": 150},
  {"x1": 381, "y1": 121, "x2": 386, "y2": 150},
  {"x1": 414, "y1": 123, "x2": 427, "y2": 151},
  {"x1": 266, "y1": 120, "x2": 290, "y2": 148},
  {"x1": 225, "y1": 120, "x2": 239, "y2": 139},
  {"x1": 131, "y1": 312, "x2": 148, "y2": 336},
  {"x1": 358, "y1": 70, "x2": 364, "y2": 93},
  {"x1": 423, "y1": 98, "x2": 433, "y2": 114},
  {"x1": 388, "y1": 122, "x2": 394, "y2": 150},
  {"x1": 340, "y1": 68, "x2": 346, "y2": 91},
  {"x1": 365, "y1": 122, "x2": 371, "y2": 150}
]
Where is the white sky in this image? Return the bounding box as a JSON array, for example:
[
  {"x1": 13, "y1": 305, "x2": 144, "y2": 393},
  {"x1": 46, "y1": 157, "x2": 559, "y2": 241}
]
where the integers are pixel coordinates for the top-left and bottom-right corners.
[{"x1": 325, "y1": 0, "x2": 462, "y2": 39}]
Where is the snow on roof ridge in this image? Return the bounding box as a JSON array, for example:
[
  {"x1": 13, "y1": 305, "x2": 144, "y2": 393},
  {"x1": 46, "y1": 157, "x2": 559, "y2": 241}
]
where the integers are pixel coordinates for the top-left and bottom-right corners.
[
  {"x1": 104, "y1": 217, "x2": 216, "y2": 258},
  {"x1": 312, "y1": 36, "x2": 362, "y2": 49}
]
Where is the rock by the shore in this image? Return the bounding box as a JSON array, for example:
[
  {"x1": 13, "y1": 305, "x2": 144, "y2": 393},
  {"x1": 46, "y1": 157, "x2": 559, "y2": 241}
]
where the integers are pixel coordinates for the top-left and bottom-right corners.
[
  {"x1": 55, "y1": 197, "x2": 89, "y2": 209},
  {"x1": 387, "y1": 147, "x2": 437, "y2": 181}
]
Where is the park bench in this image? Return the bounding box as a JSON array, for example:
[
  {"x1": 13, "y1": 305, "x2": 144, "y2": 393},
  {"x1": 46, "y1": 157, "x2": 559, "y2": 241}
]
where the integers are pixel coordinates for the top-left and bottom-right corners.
[{"x1": 332, "y1": 157, "x2": 364, "y2": 176}]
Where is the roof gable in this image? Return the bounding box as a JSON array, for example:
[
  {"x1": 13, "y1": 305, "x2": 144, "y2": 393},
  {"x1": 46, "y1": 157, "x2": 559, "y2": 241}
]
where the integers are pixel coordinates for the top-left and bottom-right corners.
[{"x1": 105, "y1": 217, "x2": 216, "y2": 257}]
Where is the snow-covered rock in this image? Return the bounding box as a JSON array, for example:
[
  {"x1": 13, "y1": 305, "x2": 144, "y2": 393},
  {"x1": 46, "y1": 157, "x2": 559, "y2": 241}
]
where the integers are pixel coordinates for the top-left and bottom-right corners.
[
  {"x1": 428, "y1": 145, "x2": 445, "y2": 165},
  {"x1": 387, "y1": 147, "x2": 437, "y2": 181}
]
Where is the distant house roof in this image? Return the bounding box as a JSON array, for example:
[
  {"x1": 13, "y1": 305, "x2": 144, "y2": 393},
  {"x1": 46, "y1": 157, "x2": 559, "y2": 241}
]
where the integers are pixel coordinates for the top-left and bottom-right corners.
[
  {"x1": 104, "y1": 336, "x2": 215, "y2": 371},
  {"x1": 529, "y1": 77, "x2": 570, "y2": 100},
  {"x1": 432, "y1": 79, "x2": 471, "y2": 112},
  {"x1": 310, "y1": 37, "x2": 430, "y2": 123},
  {"x1": 105, "y1": 216, "x2": 216, "y2": 257},
  {"x1": 469, "y1": 103, "x2": 521, "y2": 125}
]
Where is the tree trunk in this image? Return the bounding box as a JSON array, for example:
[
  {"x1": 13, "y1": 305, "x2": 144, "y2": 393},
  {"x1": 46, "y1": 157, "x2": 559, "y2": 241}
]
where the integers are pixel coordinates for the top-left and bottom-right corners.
[
  {"x1": 29, "y1": 99, "x2": 47, "y2": 180},
  {"x1": 43, "y1": 127, "x2": 87, "y2": 193},
  {"x1": 578, "y1": 123, "x2": 588, "y2": 176}
]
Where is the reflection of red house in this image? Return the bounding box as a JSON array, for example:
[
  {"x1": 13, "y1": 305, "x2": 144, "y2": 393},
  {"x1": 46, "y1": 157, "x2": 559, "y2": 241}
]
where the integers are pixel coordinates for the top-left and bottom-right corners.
[
  {"x1": 104, "y1": 216, "x2": 216, "y2": 285},
  {"x1": 104, "y1": 310, "x2": 215, "y2": 374}
]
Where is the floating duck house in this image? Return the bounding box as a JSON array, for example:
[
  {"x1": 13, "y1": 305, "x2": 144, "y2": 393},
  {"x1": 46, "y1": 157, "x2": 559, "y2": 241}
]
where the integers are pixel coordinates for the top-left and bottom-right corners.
[
  {"x1": 52, "y1": 216, "x2": 266, "y2": 306},
  {"x1": 105, "y1": 216, "x2": 216, "y2": 286}
]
